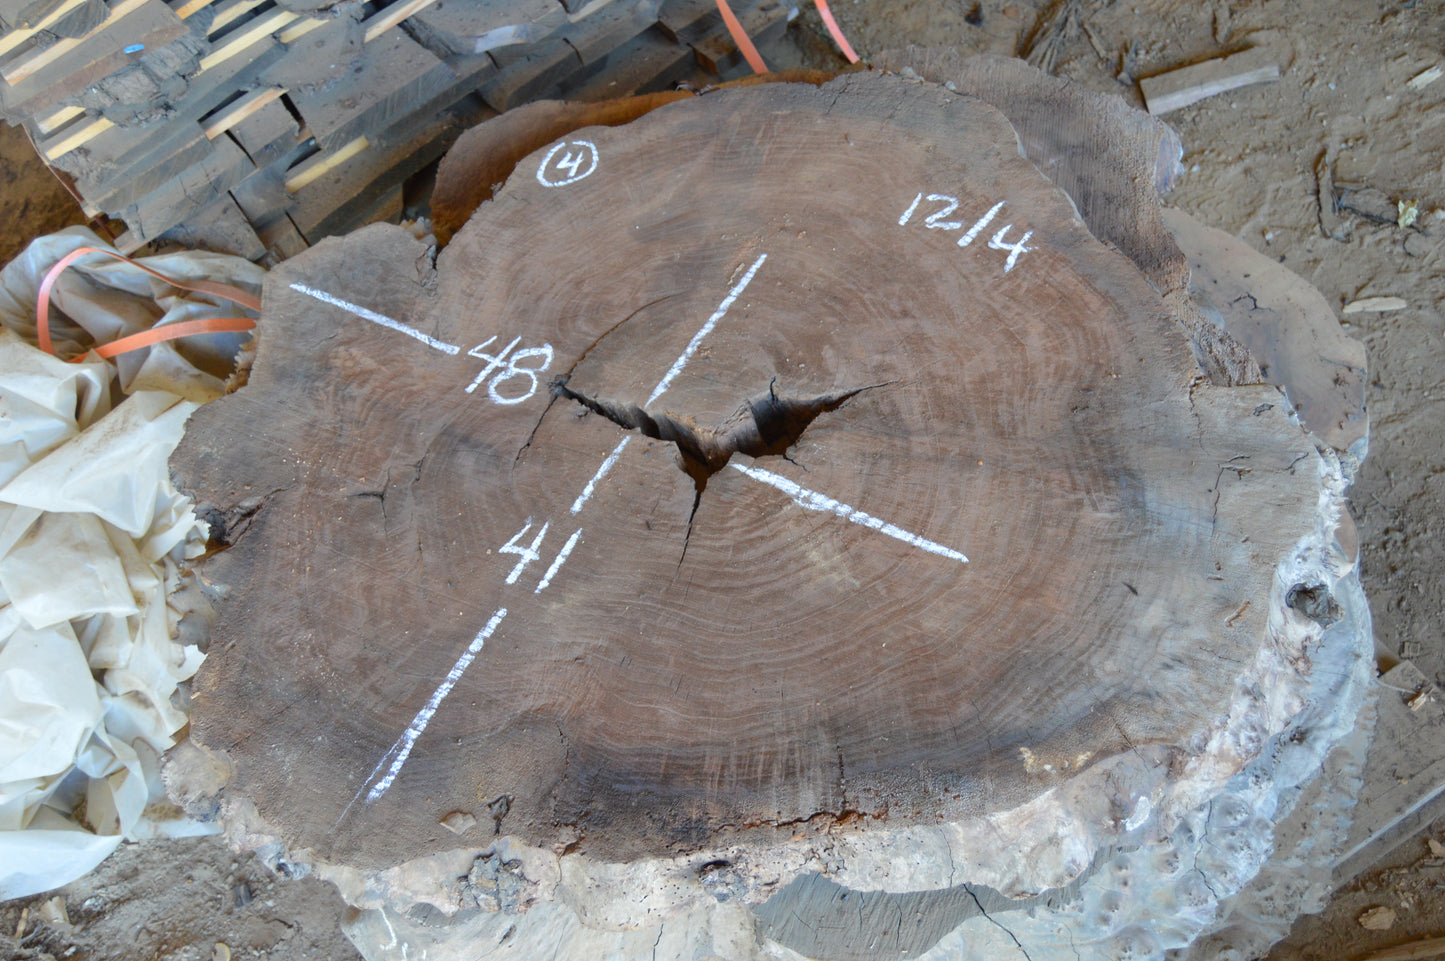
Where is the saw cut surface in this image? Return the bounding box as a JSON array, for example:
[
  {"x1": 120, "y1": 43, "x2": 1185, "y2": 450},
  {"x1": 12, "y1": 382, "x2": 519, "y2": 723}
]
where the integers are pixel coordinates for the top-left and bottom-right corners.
[{"x1": 174, "y1": 72, "x2": 1321, "y2": 869}]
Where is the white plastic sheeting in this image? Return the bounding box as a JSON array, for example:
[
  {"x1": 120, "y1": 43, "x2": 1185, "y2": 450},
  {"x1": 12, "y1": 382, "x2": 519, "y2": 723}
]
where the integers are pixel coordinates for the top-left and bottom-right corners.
[{"x1": 0, "y1": 227, "x2": 261, "y2": 899}]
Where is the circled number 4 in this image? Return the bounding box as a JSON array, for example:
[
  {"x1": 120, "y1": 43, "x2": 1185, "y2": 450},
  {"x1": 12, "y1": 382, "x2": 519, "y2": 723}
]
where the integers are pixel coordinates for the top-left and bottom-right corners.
[
  {"x1": 465, "y1": 335, "x2": 554, "y2": 404},
  {"x1": 536, "y1": 140, "x2": 599, "y2": 187}
]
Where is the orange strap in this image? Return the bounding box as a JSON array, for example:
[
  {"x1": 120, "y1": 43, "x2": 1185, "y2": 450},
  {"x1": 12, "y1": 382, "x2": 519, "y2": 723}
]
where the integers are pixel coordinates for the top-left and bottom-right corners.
[
  {"x1": 812, "y1": 0, "x2": 859, "y2": 63},
  {"x1": 85, "y1": 316, "x2": 258, "y2": 360},
  {"x1": 36, "y1": 245, "x2": 259, "y2": 361},
  {"x1": 715, "y1": 0, "x2": 768, "y2": 74}
]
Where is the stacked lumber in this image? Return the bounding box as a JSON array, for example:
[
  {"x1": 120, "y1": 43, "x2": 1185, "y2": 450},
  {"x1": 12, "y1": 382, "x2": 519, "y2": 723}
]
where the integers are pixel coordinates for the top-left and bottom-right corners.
[{"x1": 0, "y1": 0, "x2": 795, "y2": 263}]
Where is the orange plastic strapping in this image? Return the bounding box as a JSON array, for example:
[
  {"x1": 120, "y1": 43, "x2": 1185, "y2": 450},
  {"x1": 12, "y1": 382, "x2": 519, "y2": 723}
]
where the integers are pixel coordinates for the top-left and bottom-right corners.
[
  {"x1": 714, "y1": 0, "x2": 768, "y2": 74},
  {"x1": 86, "y1": 316, "x2": 258, "y2": 360},
  {"x1": 35, "y1": 245, "x2": 260, "y2": 361},
  {"x1": 812, "y1": 0, "x2": 859, "y2": 63}
]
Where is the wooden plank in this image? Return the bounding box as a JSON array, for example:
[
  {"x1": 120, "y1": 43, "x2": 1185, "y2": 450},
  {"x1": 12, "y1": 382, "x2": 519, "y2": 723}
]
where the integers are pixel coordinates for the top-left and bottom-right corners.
[
  {"x1": 275, "y1": 14, "x2": 324, "y2": 43},
  {"x1": 206, "y1": 0, "x2": 267, "y2": 35},
  {"x1": 290, "y1": 29, "x2": 455, "y2": 152},
  {"x1": 1335, "y1": 661, "x2": 1445, "y2": 882},
  {"x1": 1139, "y1": 47, "x2": 1280, "y2": 115},
  {"x1": 75, "y1": 124, "x2": 216, "y2": 213},
  {"x1": 478, "y1": 37, "x2": 582, "y2": 112},
  {"x1": 37, "y1": 21, "x2": 281, "y2": 161},
  {"x1": 53, "y1": 34, "x2": 285, "y2": 194},
  {"x1": 200, "y1": 85, "x2": 285, "y2": 140},
  {"x1": 258, "y1": 13, "x2": 362, "y2": 92},
  {"x1": 155, "y1": 190, "x2": 266, "y2": 260},
  {"x1": 171, "y1": 0, "x2": 216, "y2": 18},
  {"x1": 361, "y1": 0, "x2": 440, "y2": 44},
  {"x1": 283, "y1": 134, "x2": 369, "y2": 192},
  {"x1": 564, "y1": 0, "x2": 660, "y2": 64},
  {"x1": 1357, "y1": 937, "x2": 1445, "y2": 961},
  {"x1": 689, "y1": 0, "x2": 787, "y2": 74},
  {"x1": 254, "y1": 212, "x2": 307, "y2": 262},
  {"x1": 557, "y1": 0, "x2": 618, "y2": 16},
  {"x1": 655, "y1": 0, "x2": 721, "y2": 45},
  {"x1": 0, "y1": 0, "x2": 86, "y2": 57},
  {"x1": 1, "y1": 0, "x2": 149, "y2": 83},
  {"x1": 225, "y1": 94, "x2": 304, "y2": 167},
  {"x1": 116, "y1": 132, "x2": 253, "y2": 244},
  {"x1": 39, "y1": 114, "x2": 114, "y2": 160},
  {"x1": 288, "y1": 94, "x2": 489, "y2": 240},
  {"x1": 197, "y1": 7, "x2": 296, "y2": 72},
  {"x1": 34, "y1": 103, "x2": 84, "y2": 133},
  {"x1": 229, "y1": 163, "x2": 294, "y2": 225},
  {"x1": 0, "y1": 0, "x2": 186, "y2": 117},
  {"x1": 407, "y1": 0, "x2": 564, "y2": 58},
  {"x1": 554, "y1": 23, "x2": 696, "y2": 101}
]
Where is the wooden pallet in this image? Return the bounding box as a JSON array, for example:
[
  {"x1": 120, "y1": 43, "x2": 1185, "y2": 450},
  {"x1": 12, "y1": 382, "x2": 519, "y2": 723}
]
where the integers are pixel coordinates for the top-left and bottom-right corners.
[{"x1": 0, "y1": 0, "x2": 797, "y2": 262}]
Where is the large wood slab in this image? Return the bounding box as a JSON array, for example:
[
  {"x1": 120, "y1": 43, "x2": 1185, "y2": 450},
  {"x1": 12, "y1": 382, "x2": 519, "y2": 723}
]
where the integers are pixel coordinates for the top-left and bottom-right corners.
[{"x1": 175, "y1": 73, "x2": 1326, "y2": 872}]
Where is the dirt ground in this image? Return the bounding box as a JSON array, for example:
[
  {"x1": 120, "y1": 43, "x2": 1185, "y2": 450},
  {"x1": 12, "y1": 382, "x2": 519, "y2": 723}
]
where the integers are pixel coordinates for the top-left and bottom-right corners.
[{"x1": 2, "y1": 0, "x2": 1443, "y2": 958}]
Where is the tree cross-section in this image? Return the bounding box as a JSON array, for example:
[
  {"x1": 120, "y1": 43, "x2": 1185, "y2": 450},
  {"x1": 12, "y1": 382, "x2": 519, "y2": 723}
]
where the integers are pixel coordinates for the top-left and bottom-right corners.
[{"x1": 173, "y1": 72, "x2": 1322, "y2": 872}]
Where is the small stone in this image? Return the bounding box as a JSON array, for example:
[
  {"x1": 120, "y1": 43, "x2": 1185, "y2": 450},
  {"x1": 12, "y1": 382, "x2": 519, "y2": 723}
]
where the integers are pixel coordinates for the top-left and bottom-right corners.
[
  {"x1": 1359, "y1": 906, "x2": 1397, "y2": 930},
  {"x1": 1428, "y1": 838, "x2": 1445, "y2": 857},
  {"x1": 1398, "y1": 199, "x2": 1420, "y2": 229},
  {"x1": 441, "y1": 810, "x2": 477, "y2": 835}
]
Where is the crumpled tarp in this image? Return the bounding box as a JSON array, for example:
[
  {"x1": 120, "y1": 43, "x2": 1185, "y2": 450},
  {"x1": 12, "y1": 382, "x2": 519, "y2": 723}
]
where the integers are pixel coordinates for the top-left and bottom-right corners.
[{"x1": 0, "y1": 227, "x2": 262, "y2": 899}]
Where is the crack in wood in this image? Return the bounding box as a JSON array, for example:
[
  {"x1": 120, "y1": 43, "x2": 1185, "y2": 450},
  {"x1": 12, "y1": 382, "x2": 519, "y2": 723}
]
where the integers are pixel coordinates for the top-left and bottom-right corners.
[
  {"x1": 552, "y1": 376, "x2": 883, "y2": 493},
  {"x1": 513, "y1": 292, "x2": 683, "y2": 467}
]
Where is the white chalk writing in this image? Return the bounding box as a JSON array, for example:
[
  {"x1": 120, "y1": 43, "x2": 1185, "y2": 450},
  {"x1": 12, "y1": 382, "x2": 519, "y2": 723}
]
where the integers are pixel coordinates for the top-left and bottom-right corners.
[
  {"x1": 731, "y1": 463, "x2": 968, "y2": 564},
  {"x1": 537, "y1": 140, "x2": 599, "y2": 187},
  {"x1": 898, "y1": 194, "x2": 1035, "y2": 272},
  {"x1": 500, "y1": 519, "x2": 549, "y2": 584},
  {"x1": 535, "y1": 528, "x2": 583, "y2": 594},
  {"x1": 289, "y1": 282, "x2": 461, "y2": 354},
  {"x1": 465, "y1": 335, "x2": 554, "y2": 404},
  {"x1": 365, "y1": 607, "x2": 509, "y2": 802}
]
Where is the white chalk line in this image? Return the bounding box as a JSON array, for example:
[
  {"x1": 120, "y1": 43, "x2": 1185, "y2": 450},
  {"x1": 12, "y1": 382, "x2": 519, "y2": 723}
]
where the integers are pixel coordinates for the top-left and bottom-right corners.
[
  {"x1": 289, "y1": 282, "x2": 461, "y2": 355},
  {"x1": 570, "y1": 253, "x2": 768, "y2": 515},
  {"x1": 646, "y1": 252, "x2": 768, "y2": 405},
  {"x1": 570, "y1": 435, "x2": 631, "y2": 514},
  {"x1": 957, "y1": 200, "x2": 1004, "y2": 248},
  {"x1": 365, "y1": 607, "x2": 509, "y2": 802},
  {"x1": 536, "y1": 528, "x2": 583, "y2": 593},
  {"x1": 731, "y1": 463, "x2": 968, "y2": 564}
]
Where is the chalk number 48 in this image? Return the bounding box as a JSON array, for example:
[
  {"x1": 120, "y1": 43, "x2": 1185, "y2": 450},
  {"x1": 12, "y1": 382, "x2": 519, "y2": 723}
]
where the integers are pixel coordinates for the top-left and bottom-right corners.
[{"x1": 465, "y1": 335, "x2": 554, "y2": 405}]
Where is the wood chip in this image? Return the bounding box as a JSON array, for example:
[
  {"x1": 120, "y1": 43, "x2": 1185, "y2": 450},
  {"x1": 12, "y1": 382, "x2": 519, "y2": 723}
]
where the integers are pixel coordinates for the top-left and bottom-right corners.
[
  {"x1": 1342, "y1": 296, "x2": 1408, "y2": 314},
  {"x1": 440, "y1": 811, "x2": 477, "y2": 835},
  {"x1": 1407, "y1": 66, "x2": 1443, "y2": 90},
  {"x1": 1139, "y1": 47, "x2": 1280, "y2": 115},
  {"x1": 1360, "y1": 906, "x2": 1398, "y2": 930},
  {"x1": 1316, "y1": 152, "x2": 1348, "y2": 240},
  {"x1": 36, "y1": 896, "x2": 69, "y2": 926},
  {"x1": 1359, "y1": 935, "x2": 1445, "y2": 961}
]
